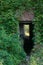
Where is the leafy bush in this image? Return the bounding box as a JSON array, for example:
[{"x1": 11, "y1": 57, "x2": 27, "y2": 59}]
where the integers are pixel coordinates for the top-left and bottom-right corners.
[
  {"x1": 0, "y1": 0, "x2": 26, "y2": 64},
  {"x1": 0, "y1": 50, "x2": 16, "y2": 65},
  {"x1": 0, "y1": 22, "x2": 26, "y2": 65}
]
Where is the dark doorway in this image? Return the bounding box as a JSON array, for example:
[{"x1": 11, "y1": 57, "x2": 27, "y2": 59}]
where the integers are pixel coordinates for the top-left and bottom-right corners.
[{"x1": 19, "y1": 21, "x2": 34, "y2": 55}]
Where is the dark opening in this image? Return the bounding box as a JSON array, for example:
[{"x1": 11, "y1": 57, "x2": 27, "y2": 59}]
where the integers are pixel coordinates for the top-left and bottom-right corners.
[{"x1": 19, "y1": 21, "x2": 34, "y2": 55}]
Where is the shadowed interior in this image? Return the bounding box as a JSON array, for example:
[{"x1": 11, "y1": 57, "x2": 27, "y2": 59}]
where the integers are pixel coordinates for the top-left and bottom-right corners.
[
  {"x1": 19, "y1": 22, "x2": 34, "y2": 55},
  {"x1": 23, "y1": 23, "x2": 34, "y2": 55}
]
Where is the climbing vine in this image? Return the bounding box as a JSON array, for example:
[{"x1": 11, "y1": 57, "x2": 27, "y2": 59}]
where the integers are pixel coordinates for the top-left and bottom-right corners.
[{"x1": 0, "y1": 0, "x2": 43, "y2": 65}]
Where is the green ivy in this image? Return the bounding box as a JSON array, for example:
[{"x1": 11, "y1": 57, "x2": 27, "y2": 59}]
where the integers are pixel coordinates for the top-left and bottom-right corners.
[{"x1": 0, "y1": 0, "x2": 43, "y2": 65}]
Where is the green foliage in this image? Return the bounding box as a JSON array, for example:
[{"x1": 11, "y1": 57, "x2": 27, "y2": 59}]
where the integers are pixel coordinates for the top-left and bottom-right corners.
[
  {"x1": 30, "y1": 44, "x2": 43, "y2": 65},
  {"x1": 0, "y1": 0, "x2": 26, "y2": 64},
  {"x1": 29, "y1": 1, "x2": 43, "y2": 65},
  {"x1": 0, "y1": 0, "x2": 43, "y2": 65},
  {"x1": 0, "y1": 50, "x2": 25, "y2": 65},
  {"x1": 0, "y1": 23, "x2": 26, "y2": 65},
  {"x1": 0, "y1": 50, "x2": 15, "y2": 65}
]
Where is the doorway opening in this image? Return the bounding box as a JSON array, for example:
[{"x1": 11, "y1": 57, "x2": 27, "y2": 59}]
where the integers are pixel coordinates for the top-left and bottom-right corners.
[{"x1": 19, "y1": 21, "x2": 34, "y2": 55}]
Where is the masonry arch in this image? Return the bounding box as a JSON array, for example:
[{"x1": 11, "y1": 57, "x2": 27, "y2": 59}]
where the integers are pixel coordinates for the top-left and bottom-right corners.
[{"x1": 19, "y1": 10, "x2": 34, "y2": 55}]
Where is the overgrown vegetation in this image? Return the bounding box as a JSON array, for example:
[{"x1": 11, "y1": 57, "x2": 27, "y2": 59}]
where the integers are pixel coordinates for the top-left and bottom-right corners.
[{"x1": 0, "y1": 0, "x2": 43, "y2": 65}]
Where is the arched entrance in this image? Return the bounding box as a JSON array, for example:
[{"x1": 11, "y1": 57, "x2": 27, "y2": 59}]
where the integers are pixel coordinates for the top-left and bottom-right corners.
[{"x1": 19, "y1": 21, "x2": 34, "y2": 55}]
